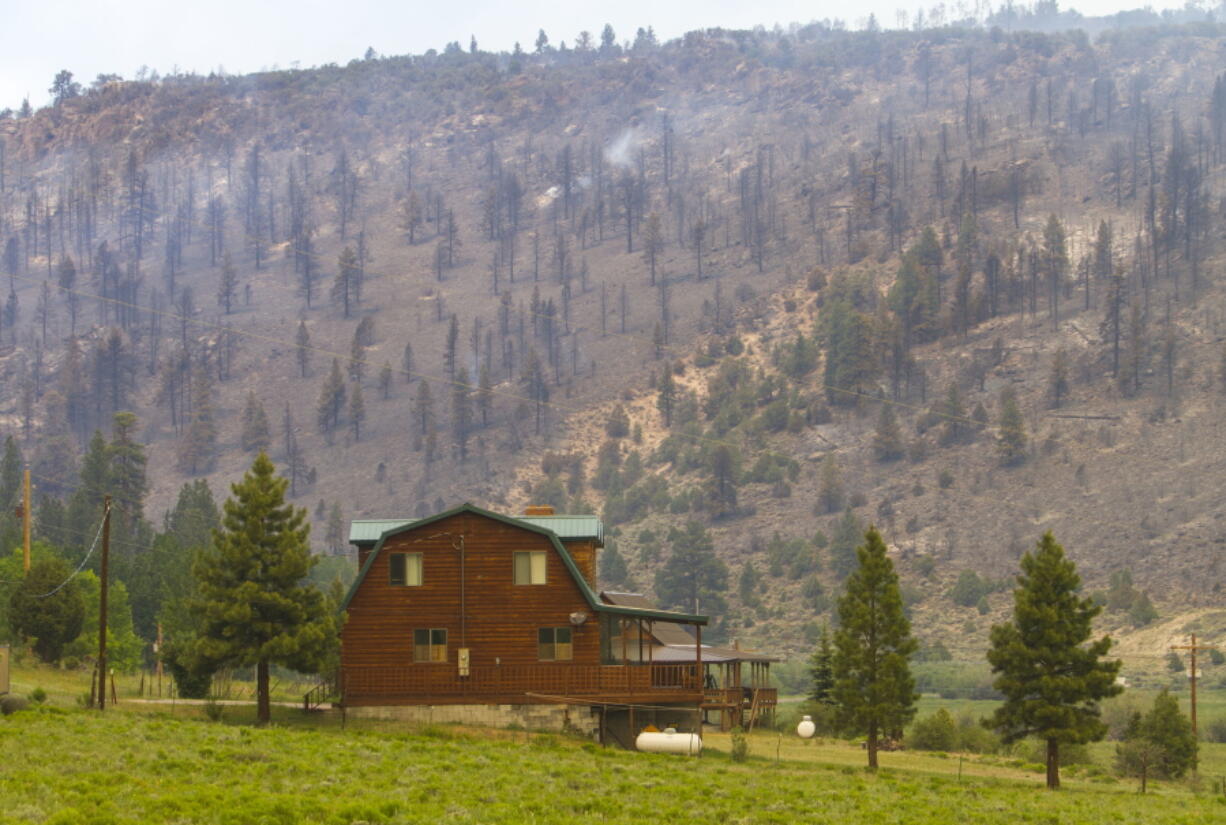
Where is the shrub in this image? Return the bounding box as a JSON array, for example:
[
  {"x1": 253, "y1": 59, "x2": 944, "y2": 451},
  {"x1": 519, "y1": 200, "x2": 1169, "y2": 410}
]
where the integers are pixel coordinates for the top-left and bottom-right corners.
[
  {"x1": 938, "y1": 469, "x2": 954, "y2": 489},
  {"x1": 730, "y1": 726, "x2": 749, "y2": 762},
  {"x1": 0, "y1": 695, "x2": 29, "y2": 715},
  {"x1": 28, "y1": 687, "x2": 47, "y2": 705},
  {"x1": 908, "y1": 708, "x2": 958, "y2": 752},
  {"x1": 203, "y1": 697, "x2": 226, "y2": 722}
]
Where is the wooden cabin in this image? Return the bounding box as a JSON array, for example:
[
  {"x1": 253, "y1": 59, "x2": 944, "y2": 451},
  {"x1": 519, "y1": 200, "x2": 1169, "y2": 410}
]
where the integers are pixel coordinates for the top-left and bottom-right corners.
[{"x1": 339, "y1": 503, "x2": 710, "y2": 718}]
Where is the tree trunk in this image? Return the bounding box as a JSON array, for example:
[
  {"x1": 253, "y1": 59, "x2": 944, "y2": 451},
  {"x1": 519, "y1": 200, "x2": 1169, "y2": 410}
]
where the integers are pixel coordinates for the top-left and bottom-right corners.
[
  {"x1": 867, "y1": 727, "x2": 879, "y2": 771},
  {"x1": 257, "y1": 658, "x2": 271, "y2": 725},
  {"x1": 1046, "y1": 738, "x2": 1060, "y2": 789}
]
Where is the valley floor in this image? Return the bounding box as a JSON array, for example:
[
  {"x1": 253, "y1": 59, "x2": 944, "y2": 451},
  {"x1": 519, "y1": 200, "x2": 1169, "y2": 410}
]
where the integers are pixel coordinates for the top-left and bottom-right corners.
[{"x1": 2, "y1": 698, "x2": 1224, "y2": 824}]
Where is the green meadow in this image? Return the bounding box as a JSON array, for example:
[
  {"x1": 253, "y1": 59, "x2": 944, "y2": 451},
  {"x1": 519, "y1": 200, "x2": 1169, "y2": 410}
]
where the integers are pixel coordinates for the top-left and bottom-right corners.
[{"x1": 4, "y1": 663, "x2": 1226, "y2": 824}]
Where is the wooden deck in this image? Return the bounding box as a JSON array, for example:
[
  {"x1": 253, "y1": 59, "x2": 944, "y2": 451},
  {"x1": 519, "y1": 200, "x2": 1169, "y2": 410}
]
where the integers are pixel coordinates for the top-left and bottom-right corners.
[
  {"x1": 342, "y1": 663, "x2": 704, "y2": 706},
  {"x1": 701, "y1": 687, "x2": 778, "y2": 730}
]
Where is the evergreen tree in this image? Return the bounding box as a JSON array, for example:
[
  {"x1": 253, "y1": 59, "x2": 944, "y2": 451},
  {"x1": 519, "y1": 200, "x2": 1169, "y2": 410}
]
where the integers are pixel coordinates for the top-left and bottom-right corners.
[
  {"x1": 402, "y1": 342, "x2": 414, "y2": 383},
  {"x1": 599, "y1": 541, "x2": 631, "y2": 590},
  {"x1": 937, "y1": 381, "x2": 966, "y2": 445},
  {"x1": 997, "y1": 389, "x2": 1028, "y2": 466},
  {"x1": 656, "y1": 367, "x2": 676, "y2": 427},
  {"x1": 295, "y1": 321, "x2": 311, "y2": 378},
  {"x1": 822, "y1": 300, "x2": 878, "y2": 405},
  {"x1": 378, "y1": 362, "x2": 393, "y2": 400},
  {"x1": 605, "y1": 403, "x2": 630, "y2": 438},
  {"x1": 413, "y1": 379, "x2": 434, "y2": 437},
  {"x1": 452, "y1": 367, "x2": 473, "y2": 460},
  {"x1": 333, "y1": 246, "x2": 359, "y2": 318},
  {"x1": 807, "y1": 624, "x2": 836, "y2": 705},
  {"x1": 241, "y1": 392, "x2": 271, "y2": 453},
  {"x1": 192, "y1": 452, "x2": 338, "y2": 724},
  {"x1": 817, "y1": 454, "x2": 844, "y2": 514},
  {"x1": 218, "y1": 252, "x2": 239, "y2": 314},
  {"x1": 444, "y1": 313, "x2": 460, "y2": 379},
  {"x1": 316, "y1": 359, "x2": 346, "y2": 441},
  {"x1": 1050, "y1": 348, "x2": 1069, "y2": 408},
  {"x1": 8, "y1": 557, "x2": 86, "y2": 662},
  {"x1": 829, "y1": 508, "x2": 862, "y2": 580},
  {"x1": 873, "y1": 405, "x2": 904, "y2": 461},
  {"x1": 832, "y1": 526, "x2": 918, "y2": 770},
  {"x1": 1116, "y1": 690, "x2": 1197, "y2": 791},
  {"x1": 477, "y1": 365, "x2": 494, "y2": 427},
  {"x1": 178, "y1": 362, "x2": 217, "y2": 474},
  {"x1": 654, "y1": 521, "x2": 728, "y2": 616},
  {"x1": 108, "y1": 411, "x2": 148, "y2": 542},
  {"x1": 985, "y1": 532, "x2": 1122, "y2": 789},
  {"x1": 350, "y1": 381, "x2": 366, "y2": 442}
]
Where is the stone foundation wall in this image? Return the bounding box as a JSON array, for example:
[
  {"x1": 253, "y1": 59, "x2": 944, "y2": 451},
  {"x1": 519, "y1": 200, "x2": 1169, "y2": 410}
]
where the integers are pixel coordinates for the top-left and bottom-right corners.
[{"x1": 346, "y1": 703, "x2": 600, "y2": 737}]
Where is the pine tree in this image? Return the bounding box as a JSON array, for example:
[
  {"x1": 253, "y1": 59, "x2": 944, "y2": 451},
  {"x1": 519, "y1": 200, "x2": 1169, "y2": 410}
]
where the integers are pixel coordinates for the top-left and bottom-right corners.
[
  {"x1": 873, "y1": 405, "x2": 904, "y2": 461},
  {"x1": 599, "y1": 542, "x2": 630, "y2": 590},
  {"x1": 937, "y1": 381, "x2": 966, "y2": 445},
  {"x1": 1050, "y1": 348, "x2": 1070, "y2": 408},
  {"x1": 295, "y1": 320, "x2": 311, "y2": 378},
  {"x1": 326, "y1": 502, "x2": 345, "y2": 555},
  {"x1": 108, "y1": 411, "x2": 148, "y2": 540},
  {"x1": 656, "y1": 367, "x2": 676, "y2": 426},
  {"x1": 402, "y1": 342, "x2": 414, "y2": 383},
  {"x1": 1116, "y1": 690, "x2": 1197, "y2": 791},
  {"x1": 832, "y1": 526, "x2": 918, "y2": 770},
  {"x1": 8, "y1": 557, "x2": 85, "y2": 662},
  {"x1": 378, "y1": 362, "x2": 393, "y2": 400},
  {"x1": 218, "y1": 252, "x2": 239, "y2": 314},
  {"x1": 241, "y1": 393, "x2": 271, "y2": 453},
  {"x1": 985, "y1": 531, "x2": 1122, "y2": 789},
  {"x1": 413, "y1": 379, "x2": 434, "y2": 438},
  {"x1": 178, "y1": 362, "x2": 217, "y2": 474},
  {"x1": 192, "y1": 452, "x2": 338, "y2": 724},
  {"x1": 350, "y1": 382, "x2": 366, "y2": 442},
  {"x1": 654, "y1": 521, "x2": 729, "y2": 616},
  {"x1": 807, "y1": 624, "x2": 836, "y2": 705},
  {"x1": 997, "y1": 389, "x2": 1028, "y2": 466},
  {"x1": 817, "y1": 454, "x2": 844, "y2": 514},
  {"x1": 477, "y1": 365, "x2": 494, "y2": 427},
  {"x1": 829, "y1": 508, "x2": 862, "y2": 580},
  {"x1": 452, "y1": 367, "x2": 473, "y2": 460},
  {"x1": 444, "y1": 313, "x2": 460, "y2": 379},
  {"x1": 333, "y1": 246, "x2": 358, "y2": 318},
  {"x1": 316, "y1": 359, "x2": 346, "y2": 441}
]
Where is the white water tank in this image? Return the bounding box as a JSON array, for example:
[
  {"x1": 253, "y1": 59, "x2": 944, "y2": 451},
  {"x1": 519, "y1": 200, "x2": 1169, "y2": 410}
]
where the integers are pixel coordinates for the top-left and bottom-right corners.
[
  {"x1": 797, "y1": 715, "x2": 816, "y2": 739},
  {"x1": 635, "y1": 727, "x2": 702, "y2": 755}
]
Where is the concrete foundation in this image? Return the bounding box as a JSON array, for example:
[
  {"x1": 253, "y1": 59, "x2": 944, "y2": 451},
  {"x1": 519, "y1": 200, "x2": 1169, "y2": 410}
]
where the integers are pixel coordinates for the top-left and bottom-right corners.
[{"x1": 345, "y1": 703, "x2": 601, "y2": 738}]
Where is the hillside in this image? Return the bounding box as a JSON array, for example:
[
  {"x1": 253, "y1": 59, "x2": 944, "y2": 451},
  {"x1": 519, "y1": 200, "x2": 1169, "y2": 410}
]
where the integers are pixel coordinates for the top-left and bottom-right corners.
[{"x1": 2, "y1": 18, "x2": 1226, "y2": 675}]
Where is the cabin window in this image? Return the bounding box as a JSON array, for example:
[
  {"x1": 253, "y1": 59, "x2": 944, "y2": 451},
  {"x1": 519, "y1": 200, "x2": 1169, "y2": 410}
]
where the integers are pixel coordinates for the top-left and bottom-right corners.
[
  {"x1": 389, "y1": 553, "x2": 423, "y2": 587},
  {"x1": 513, "y1": 551, "x2": 547, "y2": 585},
  {"x1": 413, "y1": 628, "x2": 448, "y2": 663},
  {"x1": 538, "y1": 627, "x2": 573, "y2": 661}
]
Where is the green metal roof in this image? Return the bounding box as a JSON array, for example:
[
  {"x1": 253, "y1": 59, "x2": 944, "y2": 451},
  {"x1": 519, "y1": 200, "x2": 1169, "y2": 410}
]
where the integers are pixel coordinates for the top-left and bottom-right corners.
[
  {"x1": 349, "y1": 514, "x2": 603, "y2": 545},
  {"x1": 340, "y1": 503, "x2": 704, "y2": 625}
]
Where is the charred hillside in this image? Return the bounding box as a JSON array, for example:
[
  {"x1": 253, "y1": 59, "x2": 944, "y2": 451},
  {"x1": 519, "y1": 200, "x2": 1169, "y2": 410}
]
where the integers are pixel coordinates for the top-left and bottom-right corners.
[{"x1": 2, "y1": 20, "x2": 1226, "y2": 668}]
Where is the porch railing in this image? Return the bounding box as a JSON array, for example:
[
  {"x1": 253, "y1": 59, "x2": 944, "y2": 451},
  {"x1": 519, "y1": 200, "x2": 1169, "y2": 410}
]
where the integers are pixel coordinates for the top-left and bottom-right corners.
[{"x1": 343, "y1": 663, "x2": 701, "y2": 700}]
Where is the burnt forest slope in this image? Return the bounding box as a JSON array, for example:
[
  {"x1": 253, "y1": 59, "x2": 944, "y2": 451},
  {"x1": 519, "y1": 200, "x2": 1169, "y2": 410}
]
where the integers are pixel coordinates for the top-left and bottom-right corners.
[{"x1": 2, "y1": 20, "x2": 1226, "y2": 672}]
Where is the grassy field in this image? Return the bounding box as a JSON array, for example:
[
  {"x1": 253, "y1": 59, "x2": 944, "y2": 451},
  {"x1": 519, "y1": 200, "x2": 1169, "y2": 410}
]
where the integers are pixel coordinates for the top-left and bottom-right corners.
[{"x1": 5, "y1": 662, "x2": 1226, "y2": 824}]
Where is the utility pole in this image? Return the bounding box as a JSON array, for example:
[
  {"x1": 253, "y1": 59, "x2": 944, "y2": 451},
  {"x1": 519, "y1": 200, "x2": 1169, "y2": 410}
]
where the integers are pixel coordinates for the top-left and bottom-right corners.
[
  {"x1": 22, "y1": 468, "x2": 31, "y2": 572},
  {"x1": 97, "y1": 495, "x2": 111, "y2": 711},
  {"x1": 1170, "y1": 633, "x2": 1216, "y2": 769}
]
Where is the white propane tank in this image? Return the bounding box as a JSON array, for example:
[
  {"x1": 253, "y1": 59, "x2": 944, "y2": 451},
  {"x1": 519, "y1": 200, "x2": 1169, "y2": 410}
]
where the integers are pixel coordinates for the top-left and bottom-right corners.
[
  {"x1": 797, "y1": 715, "x2": 816, "y2": 739},
  {"x1": 635, "y1": 727, "x2": 703, "y2": 755}
]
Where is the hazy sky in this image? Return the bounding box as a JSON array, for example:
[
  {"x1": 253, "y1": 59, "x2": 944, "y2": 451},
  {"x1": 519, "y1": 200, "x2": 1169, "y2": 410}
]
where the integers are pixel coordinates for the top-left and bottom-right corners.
[{"x1": 1, "y1": 1, "x2": 1193, "y2": 111}]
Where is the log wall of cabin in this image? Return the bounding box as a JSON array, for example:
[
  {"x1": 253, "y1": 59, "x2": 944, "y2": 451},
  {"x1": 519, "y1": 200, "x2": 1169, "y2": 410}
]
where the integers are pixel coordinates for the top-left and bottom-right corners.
[{"x1": 342, "y1": 512, "x2": 600, "y2": 672}]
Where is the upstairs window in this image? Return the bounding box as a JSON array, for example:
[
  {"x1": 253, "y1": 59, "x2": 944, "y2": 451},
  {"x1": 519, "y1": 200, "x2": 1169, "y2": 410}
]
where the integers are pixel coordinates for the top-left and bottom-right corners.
[
  {"x1": 413, "y1": 628, "x2": 448, "y2": 663},
  {"x1": 389, "y1": 553, "x2": 423, "y2": 586},
  {"x1": 513, "y1": 551, "x2": 547, "y2": 585},
  {"x1": 538, "y1": 627, "x2": 573, "y2": 661}
]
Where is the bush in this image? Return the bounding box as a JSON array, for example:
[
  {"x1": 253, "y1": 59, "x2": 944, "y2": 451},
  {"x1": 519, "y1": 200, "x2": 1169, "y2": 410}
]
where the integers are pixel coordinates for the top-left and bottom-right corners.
[
  {"x1": 28, "y1": 687, "x2": 47, "y2": 705},
  {"x1": 730, "y1": 726, "x2": 749, "y2": 762},
  {"x1": 203, "y1": 697, "x2": 225, "y2": 722},
  {"x1": 0, "y1": 695, "x2": 29, "y2": 715},
  {"x1": 1204, "y1": 718, "x2": 1226, "y2": 743},
  {"x1": 908, "y1": 708, "x2": 959, "y2": 751}
]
